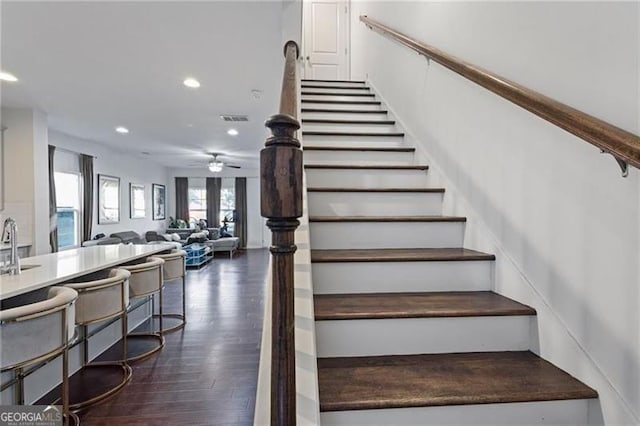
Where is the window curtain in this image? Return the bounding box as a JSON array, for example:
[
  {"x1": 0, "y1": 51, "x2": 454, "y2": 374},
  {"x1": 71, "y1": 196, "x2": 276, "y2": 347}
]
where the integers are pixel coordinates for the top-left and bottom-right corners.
[
  {"x1": 235, "y1": 177, "x2": 247, "y2": 249},
  {"x1": 48, "y1": 145, "x2": 58, "y2": 253},
  {"x1": 206, "y1": 177, "x2": 221, "y2": 228},
  {"x1": 175, "y1": 177, "x2": 189, "y2": 221},
  {"x1": 79, "y1": 154, "x2": 93, "y2": 241}
]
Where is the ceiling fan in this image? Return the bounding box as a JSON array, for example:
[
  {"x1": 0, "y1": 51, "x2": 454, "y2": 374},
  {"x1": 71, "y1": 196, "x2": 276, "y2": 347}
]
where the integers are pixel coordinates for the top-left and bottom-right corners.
[{"x1": 208, "y1": 153, "x2": 241, "y2": 173}]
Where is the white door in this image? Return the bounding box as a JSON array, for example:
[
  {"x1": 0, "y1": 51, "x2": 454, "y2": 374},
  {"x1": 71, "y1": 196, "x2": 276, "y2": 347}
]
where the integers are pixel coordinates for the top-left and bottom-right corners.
[{"x1": 302, "y1": 0, "x2": 349, "y2": 80}]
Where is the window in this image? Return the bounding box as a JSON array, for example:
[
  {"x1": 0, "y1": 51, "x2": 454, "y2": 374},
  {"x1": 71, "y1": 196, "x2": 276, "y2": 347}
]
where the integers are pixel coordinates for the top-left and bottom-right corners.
[
  {"x1": 55, "y1": 172, "x2": 81, "y2": 249},
  {"x1": 219, "y1": 178, "x2": 235, "y2": 235},
  {"x1": 188, "y1": 187, "x2": 207, "y2": 222},
  {"x1": 187, "y1": 178, "x2": 235, "y2": 232}
]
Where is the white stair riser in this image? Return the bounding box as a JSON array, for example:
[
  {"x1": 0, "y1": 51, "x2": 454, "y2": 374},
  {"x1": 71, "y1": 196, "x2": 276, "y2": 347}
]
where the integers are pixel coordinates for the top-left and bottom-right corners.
[
  {"x1": 312, "y1": 261, "x2": 493, "y2": 294},
  {"x1": 301, "y1": 102, "x2": 382, "y2": 111},
  {"x1": 310, "y1": 221, "x2": 465, "y2": 249},
  {"x1": 304, "y1": 149, "x2": 415, "y2": 165},
  {"x1": 301, "y1": 87, "x2": 371, "y2": 95},
  {"x1": 302, "y1": 112, "x2": 390, "y2": 121},
  {"x1": 302, "y1": 81, "x2": 366, "y2": 88},
  {"x1": 320, "y1": 399, "x2": 590, "y2": 426},
  {"x1": 302, "y1": 123, "x2": 398, "y2": 133},
  {"x1": 308, "y1": 192, "x2": 443, "y2": 216},
  {"x1": 306, "y1": 169, "x2": 428, "y2": 189},
  {"x1": 302, "y1": 94, "x2": 376, "y2": 102},
  {"x1": 301, "y1": 135, "x2": 405, "y2": 148},
  {"x1": 316, "y1": 316, "x2": 533, "y2": 357}
]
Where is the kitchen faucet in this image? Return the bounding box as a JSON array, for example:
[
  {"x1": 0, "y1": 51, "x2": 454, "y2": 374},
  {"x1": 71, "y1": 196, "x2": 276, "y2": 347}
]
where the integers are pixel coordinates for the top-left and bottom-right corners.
[{"x1": 2, "y1": 217, "x2": 20, "y2": 275}]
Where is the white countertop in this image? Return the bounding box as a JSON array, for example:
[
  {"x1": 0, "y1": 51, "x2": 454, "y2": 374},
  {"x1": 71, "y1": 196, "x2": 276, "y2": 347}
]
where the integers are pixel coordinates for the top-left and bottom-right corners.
[{"x1": 0, "y1": 244, "x2": 172, "y2": 300}]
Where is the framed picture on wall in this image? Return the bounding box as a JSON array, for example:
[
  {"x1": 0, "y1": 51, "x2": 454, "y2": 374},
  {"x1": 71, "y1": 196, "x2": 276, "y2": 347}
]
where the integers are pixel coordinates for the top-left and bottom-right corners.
[
  {"x1": 130, "y1": 183, "x2": 146, "y2": 219},
  {"x1": 152, "y1": 183, "x2": 166, "y2": 220},
  {"x1": 98, "y1": 174, "x2": 120, "y2": 224}
]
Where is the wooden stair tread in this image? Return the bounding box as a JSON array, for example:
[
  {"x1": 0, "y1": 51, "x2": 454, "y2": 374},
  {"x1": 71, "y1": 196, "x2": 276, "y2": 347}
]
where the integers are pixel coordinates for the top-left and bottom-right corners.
[
  {"x1": 309, "y1": 215, "x2": 465, "y2": 223},
  {"x1": 318, "y1": 351, "x2": 598, "y2": 412},
  {"x1": 301, "y1": 99, "x2": 382, "y2": 105},
  {"x1": 302, "y1": 85, "x2": 370, "y2": 90},
  {"x1": 302, "y1": 119, "x2": 395, "y2": 125},
  {"x1": 302, "y1": 131, "x2": 404, "y2": 137},
  {"x1": 307, "y1": 187, "x2": 445, "y2": 193},
  {"x1": 305, "y1": 164, "x2": 427, "y2": 170},
  {"x1": 314, "y1": 291, "x2": 536, "y2": 320},
  {"x1": 302, "y1": 92, "x2": 376, "y2": 97},
  {"x1": 304, "y1": 146, "x2": 413, "y2": 152},
  {"x1": 302, "y1": 108, "x2": 388, "y2": 114},
  {"x1": 311, "y1": 248, "x2": 496, "y2": 263},
  {"x1": 302, "y1": 79, "x2": 365, "y2": 83}
]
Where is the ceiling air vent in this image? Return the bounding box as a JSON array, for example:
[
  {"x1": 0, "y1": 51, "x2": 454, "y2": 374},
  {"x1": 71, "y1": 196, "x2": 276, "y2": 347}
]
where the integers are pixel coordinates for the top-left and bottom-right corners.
[{"x1": 220, "y1": 115, "x2": 249, "y2": 122}]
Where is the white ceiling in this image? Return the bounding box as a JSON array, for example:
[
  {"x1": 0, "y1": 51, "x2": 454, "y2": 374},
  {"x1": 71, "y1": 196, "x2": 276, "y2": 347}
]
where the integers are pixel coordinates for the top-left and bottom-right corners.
[{"x1": 1, "y1": 1, "x2": 288, "y2": 169}]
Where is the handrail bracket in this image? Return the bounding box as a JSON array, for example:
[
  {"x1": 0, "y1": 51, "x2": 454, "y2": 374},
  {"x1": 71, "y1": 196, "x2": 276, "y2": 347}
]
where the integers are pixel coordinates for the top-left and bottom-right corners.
[{"x1": 600, "y1": 150, "x2": 629, "y2": 178}]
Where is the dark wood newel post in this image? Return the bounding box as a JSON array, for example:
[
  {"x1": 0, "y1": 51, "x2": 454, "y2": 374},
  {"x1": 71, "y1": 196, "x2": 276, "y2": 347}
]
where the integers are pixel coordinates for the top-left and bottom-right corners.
[{"x1": 261, "y1": 40, "x2": 301, "y2": 426}]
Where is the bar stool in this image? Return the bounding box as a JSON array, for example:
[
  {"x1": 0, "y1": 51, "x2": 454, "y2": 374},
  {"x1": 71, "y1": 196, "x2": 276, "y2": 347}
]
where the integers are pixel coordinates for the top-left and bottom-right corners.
[
  {"x1": 64, "y1": 268, "x2": 132, "y2": 410},
  {"x1": 117, "y1": 256, "x2": 165, "y2": 362},
  {"x1": 1, "y1": 286, "x2": 77, "y2": 425},
  {"x1": 149, "y1": 249, "x2": 187, "y2": 333}
]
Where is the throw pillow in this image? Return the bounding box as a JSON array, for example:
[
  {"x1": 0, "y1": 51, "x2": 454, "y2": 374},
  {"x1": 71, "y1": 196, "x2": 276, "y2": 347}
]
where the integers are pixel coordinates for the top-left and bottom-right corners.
[
  {"x1": 170, "y1": 233, "x2": 181, "y2": 242},
  {"x1": 186, "y1": 233, "x2": 207, "y2": 244},
  {"x1": 208, "y1": 229, "x2": 220, "y2": 240}
]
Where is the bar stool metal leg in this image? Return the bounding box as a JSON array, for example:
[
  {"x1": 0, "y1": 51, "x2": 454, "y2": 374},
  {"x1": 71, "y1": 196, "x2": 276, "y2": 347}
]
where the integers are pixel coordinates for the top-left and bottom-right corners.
[
  {"x1": 15, "y1": 368, "x2": 24, "y2": 404},
  {"x1": 150, "y1": 250, "x2": 187, "y2": 333},
  {"x1": 115, "y1": 257, "x2": 165, "y2": 362},
  {"x1": 61, "y1": 315, "x2": 80, "y2": 426},
  {"x1": 64, "y1": 269, "x2": 133, "y2": 411}
]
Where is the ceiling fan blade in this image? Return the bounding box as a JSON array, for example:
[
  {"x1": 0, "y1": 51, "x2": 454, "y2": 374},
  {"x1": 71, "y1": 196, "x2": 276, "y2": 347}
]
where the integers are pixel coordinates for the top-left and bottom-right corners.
[{"x1": 226, "y1": 165, "x2": 242, "y2": 169}]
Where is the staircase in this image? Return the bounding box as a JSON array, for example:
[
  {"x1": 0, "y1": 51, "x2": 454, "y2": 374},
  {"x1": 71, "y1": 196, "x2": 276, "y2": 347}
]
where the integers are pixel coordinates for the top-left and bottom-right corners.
[{"x1": 301, "y1": 79, "x2": 598, "y2": 425}]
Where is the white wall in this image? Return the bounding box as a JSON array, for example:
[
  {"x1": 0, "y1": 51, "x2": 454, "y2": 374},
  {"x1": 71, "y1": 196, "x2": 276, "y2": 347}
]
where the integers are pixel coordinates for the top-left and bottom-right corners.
[
  {"x1": 350, "y1": 2, "x2": 639, "y2": 425},
  {"x1": 0, "y1": 107, "x2": 49, "y2": 254},
  {"x1": 282, "y1": 0, "x2": 303, "y2": 47},
  {"x1": 167, "y1": 167, "x2": 270, "y2": 249},
  {"x1": 49, "y1": 130, "x2": 170, "y2": 238}
]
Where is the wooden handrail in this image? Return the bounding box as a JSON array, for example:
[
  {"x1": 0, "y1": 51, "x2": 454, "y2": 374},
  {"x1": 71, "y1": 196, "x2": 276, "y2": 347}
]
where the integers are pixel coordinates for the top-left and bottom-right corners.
[
  {"x1": 360, "y1": 16, "x2": 640, "y2": 173},
  {"x1": 260, "y1": 40, "x2": 302, "y2": 426},
  {"x1": 279, "y1": 41, "x2": 299, "y2": 118}
]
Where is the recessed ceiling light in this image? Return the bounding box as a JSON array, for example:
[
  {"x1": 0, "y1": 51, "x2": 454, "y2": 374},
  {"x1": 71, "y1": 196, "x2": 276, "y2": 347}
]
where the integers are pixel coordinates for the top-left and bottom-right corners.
[
  {"x1": 0, "y1": 71, "x2": 18, "y2": 82},
  {"x1": 227, "y1": 128, "x2": 239, "y2": 136},
  {"x1": 115, "y1": 126, "x2": 129, "y2": 134},
  {"x1": 183, "y1": 78, "x2": 200, "y2": 88}
]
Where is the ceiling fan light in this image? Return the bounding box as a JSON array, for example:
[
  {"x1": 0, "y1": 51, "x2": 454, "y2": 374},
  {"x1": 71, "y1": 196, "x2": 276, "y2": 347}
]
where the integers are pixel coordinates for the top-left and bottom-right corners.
[{"x1": 208, "y1": 160, "x2": 223, "y2": 173}]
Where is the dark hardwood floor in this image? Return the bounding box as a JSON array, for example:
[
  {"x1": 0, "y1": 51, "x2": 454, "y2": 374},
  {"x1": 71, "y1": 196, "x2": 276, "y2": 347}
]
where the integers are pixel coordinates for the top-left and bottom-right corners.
[{"x1": 80, "y1": 249, "x2": 269, "y2": 426}]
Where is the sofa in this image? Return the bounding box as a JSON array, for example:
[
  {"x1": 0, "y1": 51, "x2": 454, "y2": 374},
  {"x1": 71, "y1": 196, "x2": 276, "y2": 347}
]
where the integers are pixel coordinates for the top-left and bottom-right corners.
[
  {"x1": 145, "y1": 230, "x2": 185, "y2": 245},
  {"x1": 202, "y1": 228, "x2": 240, "y2": 258},
  {"x1": 81, "y1": 231, "x2": 181, "y2": 250},
  {"x1": 82, "y1": 236, "x2": 121, "y2": 247},
  {"x1": 87, "y1": 228, "x2": 239, "y2": 258},
  {"x1": 164, "y1": 228, "x2": 239, "y2": 258},
  {"x1": 110, "y1": 231, "x2": 147, "y2": 244}
]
